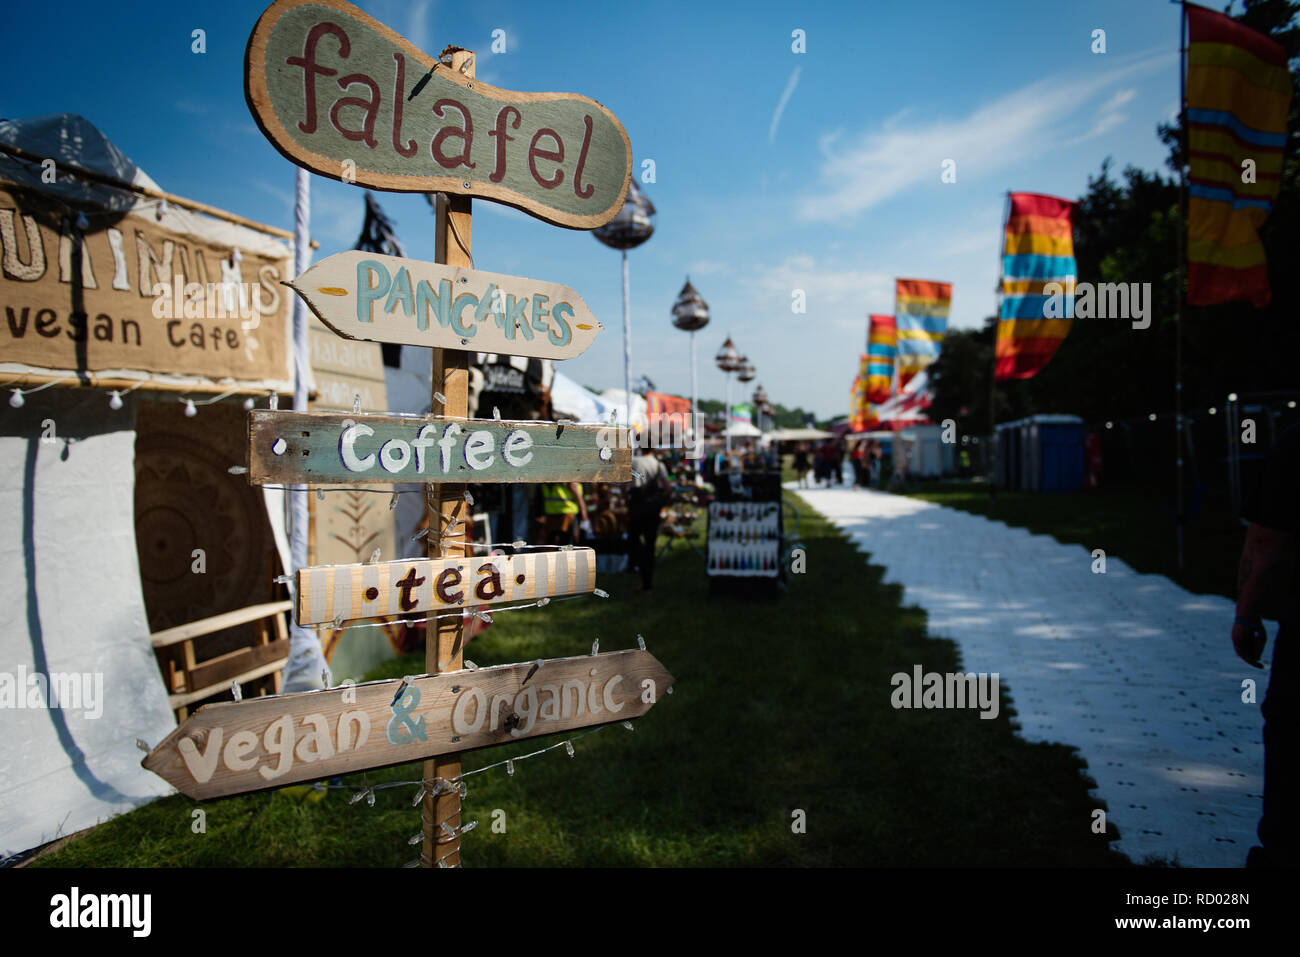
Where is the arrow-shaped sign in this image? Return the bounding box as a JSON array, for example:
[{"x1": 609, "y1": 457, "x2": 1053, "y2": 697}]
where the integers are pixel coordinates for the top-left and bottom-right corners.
[
  {"x1": 246, "y1": 409, "x2": 630, "y2": 486},
  {"x1": 295, "y1": 548, "x2": 597, "y2": 625},
  {"x1": 286, "y1": 251, "x2": 604, "y2": 360},
  {"x1": 142, "y1": 650, "x2": 674, "y2": 800}
]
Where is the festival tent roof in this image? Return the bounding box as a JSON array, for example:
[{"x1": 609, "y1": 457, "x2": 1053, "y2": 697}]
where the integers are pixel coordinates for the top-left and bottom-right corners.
[
  {"x1": 764, "y1": 427, "x2": 834, "y2": 442},
  {"x1": 550, "y1": 370, "x2": 612, "y2": 423}
]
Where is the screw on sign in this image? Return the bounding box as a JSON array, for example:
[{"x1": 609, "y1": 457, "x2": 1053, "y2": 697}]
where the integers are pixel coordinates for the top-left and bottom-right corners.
[
  {"x1": 241, "y1": 0, "x2": 649, "y2": 867},
  {"x1": 140, "y1": 650, "x2": 675, "y2": 801}
]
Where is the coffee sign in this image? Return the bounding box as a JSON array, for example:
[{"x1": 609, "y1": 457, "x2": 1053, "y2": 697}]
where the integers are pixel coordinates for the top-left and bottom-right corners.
[
  {"x1": 246, "y1": 409, "x2": 632, "y2": 485},
  {"x1": 287, "y1": 251, "x2": 604, "y2": 360},
  {"x1": 245, "y1": 0, "x2": 633, "y2": 229}
]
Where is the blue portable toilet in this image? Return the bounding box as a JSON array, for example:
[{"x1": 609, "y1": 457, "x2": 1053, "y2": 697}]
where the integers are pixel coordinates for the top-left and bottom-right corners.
[
  {"x1": 996, "y1": 415, "x2": 1085, "y2": 492},
  {"x1": 1029, "y1": 414, "x2": 1085, "y2": 492}
]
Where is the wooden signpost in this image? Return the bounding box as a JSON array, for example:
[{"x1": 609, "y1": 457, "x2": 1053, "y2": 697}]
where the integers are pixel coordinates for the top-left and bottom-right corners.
[
  {"x1": 246, "y1": 410, "x2": 631, "y2": 485},
  {"x1": 245, "y1": 0, "x2": 633, "y2": 229},
  {"x1": 142, "y1": 650, "x2": 674, "y2": 800},
  {"x1": 294, "y1": 548, "x2": 597, "y2": 625},
  {"x1": 171, "y1": 4, "x2": 658, "y2": 868},
  {"x1": 288, "y1": 251, "x2": 606, "y2": 360}
]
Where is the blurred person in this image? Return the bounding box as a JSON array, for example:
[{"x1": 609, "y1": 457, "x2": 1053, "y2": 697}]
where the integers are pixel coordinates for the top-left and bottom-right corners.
[
  {"x1": 1233, "y1": 423, "x2": 1299, "y2": 867},
  {"x1": 539, "y1": 481, "x2": 591, "y2": 546},
  {"x1": 627, "y1": 449, "x2": 670, "y2": 591},
  {"x1": 793, "y1": 443, "x2": 811, "y2": 488}
]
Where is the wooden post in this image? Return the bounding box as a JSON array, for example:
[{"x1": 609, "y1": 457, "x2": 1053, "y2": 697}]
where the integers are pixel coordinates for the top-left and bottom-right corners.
[{"x1": 424, "y1": 48, "x2": 475, "y2": 868}]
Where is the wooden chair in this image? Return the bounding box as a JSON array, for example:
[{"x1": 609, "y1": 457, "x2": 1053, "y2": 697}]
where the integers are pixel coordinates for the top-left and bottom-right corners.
[{"x1": 150, "y1": 600, "x2": 292, "y2": 721}]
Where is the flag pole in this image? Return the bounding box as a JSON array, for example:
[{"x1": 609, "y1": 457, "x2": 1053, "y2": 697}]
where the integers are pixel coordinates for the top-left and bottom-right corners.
[
  {"x1": 988, "y1": 191, "x2": 1010, "y2": 507},
  {"x1": 1175, "y1": 0, "x2": 1188, "y2": 571}
]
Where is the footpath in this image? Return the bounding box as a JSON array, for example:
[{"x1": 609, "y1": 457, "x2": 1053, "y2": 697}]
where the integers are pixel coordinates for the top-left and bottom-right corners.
[{"x1": 791, "y1": 482, "x2": 1264, "y2": 867}]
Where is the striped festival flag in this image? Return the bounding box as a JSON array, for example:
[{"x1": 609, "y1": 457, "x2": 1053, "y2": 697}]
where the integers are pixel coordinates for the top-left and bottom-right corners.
[
  {"x1": 866, "y1": 314, "x2": 897, "y2": 404},
  {"x1": 894, "y1": 279, "x2": 950, "y2": 387},
  {"x1": 1185, "y1": 3, "x2": 1291, "y2": 308},
  {"x1": 849, "y1": 354, "x2": 871, "y2": 432},
  {"x1": 995, "y1": 192, "x2": 1077, "y2": 380}
]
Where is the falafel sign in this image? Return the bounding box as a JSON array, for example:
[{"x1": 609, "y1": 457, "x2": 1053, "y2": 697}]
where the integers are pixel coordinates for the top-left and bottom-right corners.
[
  {"x1": 245, "y1": 0, "x2": 633, "y2": 229},
  {"x1": 246, "y1": 409, "x2": 631, "y2": 485},
  {"x1": 143, "y1": 649, "x2": 675, "y2": 800},
  {"x1": 288, "y1": 251, "x2": 604, "y2": 360}
]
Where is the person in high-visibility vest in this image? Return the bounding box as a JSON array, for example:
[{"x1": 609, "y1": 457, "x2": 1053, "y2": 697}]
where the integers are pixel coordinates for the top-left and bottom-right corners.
[{"x1": 538, "y1": 482, "x2": 591, "y2": 545}]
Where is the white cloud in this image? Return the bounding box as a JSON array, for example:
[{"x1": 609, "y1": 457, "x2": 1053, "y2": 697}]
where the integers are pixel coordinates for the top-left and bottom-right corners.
[
  {"x1": 796, "y1": 53, "x2": 1173, "y2": 222},
  {"x1": 752, "y1": 254, "x2": 894, "y2": 318},
  {"x1": 686, "y1": 259, "x2": 727, "y2": 276}
]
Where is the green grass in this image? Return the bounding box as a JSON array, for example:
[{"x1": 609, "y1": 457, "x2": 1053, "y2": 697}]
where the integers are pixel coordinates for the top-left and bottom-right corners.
[
  {"x1": 905, "y1": 480, "x2": 1244, "y2": 601},
  {"x1": 33, "y1": 492, "x2": 1128, "y2": 867}
]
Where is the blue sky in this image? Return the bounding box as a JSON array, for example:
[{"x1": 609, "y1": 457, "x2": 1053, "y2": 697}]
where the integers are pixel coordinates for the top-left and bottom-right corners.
[{"x1": 5, "y1": 0, "x2": 1185, "y2": 416}]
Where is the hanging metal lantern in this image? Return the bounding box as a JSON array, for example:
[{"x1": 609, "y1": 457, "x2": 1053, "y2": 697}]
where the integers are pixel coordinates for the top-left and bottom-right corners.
[
  {"x1": 736, "y1": 357, "x2": 756, "y2": 383},
  {"x1": 672, "y1": 278, "x2": 710, "y2": 332},
  {"x1": 715, "y1": 336, "x2": 741, "y2": 373},
  {"x1": 592, "y1": 180, "x2": 656, "y2": 250}
]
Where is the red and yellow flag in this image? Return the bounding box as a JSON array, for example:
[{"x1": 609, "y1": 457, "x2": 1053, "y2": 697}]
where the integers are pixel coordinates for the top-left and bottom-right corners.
[
  {"x1": 866, "y1": 314, "x2": 897, "y2": 404},
  {"x1": 995, "y1": 192, "x2": 1077, "y2": 380},
  {"x1": 1185, "y1": 2, "x2": 1291, "y2": 307}
]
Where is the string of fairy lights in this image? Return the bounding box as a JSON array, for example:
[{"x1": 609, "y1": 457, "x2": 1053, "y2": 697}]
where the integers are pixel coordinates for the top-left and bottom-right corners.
[{"x1": 3, "y1": 149, "x2": 668, "y2": 867}]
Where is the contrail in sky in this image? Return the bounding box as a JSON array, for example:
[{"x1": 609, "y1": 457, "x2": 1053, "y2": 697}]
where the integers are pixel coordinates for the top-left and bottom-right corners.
[{"x1": 768, "y1": 66, "x2": 802, "y2": 144}]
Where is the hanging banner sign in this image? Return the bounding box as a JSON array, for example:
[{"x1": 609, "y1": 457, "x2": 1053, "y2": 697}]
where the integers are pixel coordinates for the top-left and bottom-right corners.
[
  {"x1": 0, "y1": 182, "x2": 292, "y2": 387},
  {"x1": 246, "y1": 409, "x2": 631, "y2": 485},
  {"x1": 296, "y1": 548, "x2": 596, "y2": 625},
  {"x1": 287, "y1": 251, "x2": 603, "y2": 360},
  {"x1": 245, "y1": 0, "x2": 633, "y2": 229},
  {"x1": 142, "y1": 649, "x2": 675, "y2": 800}
]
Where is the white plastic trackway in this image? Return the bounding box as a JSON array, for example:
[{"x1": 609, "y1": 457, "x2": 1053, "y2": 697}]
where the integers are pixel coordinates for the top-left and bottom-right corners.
[{"x1": 790, "y1": 481, "x2": 1265, "y2": 867}]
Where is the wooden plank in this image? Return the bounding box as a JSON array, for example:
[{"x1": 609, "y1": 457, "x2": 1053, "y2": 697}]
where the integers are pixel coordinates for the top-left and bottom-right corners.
[
  {"x1": 287, "y1": 252, "x2": 605, "y2": 361},
  {"x1": 427, "y1": 177, "x2": 472, "y2": 867},
  {"x1": 244, "y1": 0, "x2": 632, "y2": 230},
  {"x1": 150, "y1": 601, "x2": 294, "y2": 648},
  {"x1": 142, "y1": 649, "x2": 675, "y2": 801},
  {"x1": 296, "y1": 549, "x2": 596, "y2": 625},
  {"x1": 246, "y1": 410, "x2": 630, "y2": 485},
  {"x1": 187, "y1": 639, "x2": 291, "y2": 693},
  {"x1": 167, "y1": 658, "x2": 291, "y2": 711}
]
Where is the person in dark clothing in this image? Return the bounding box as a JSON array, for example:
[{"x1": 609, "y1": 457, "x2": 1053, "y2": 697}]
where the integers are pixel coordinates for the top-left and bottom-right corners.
[
  {"x1": 1235, "y1": 424, "x2": 1300, "y2": 867},
  {"x1": 627, "y1": 450, "x2": 670, "y2": 591},
  {"x1": 793, "y1": 443, "x2": 811, "y2": 488}
]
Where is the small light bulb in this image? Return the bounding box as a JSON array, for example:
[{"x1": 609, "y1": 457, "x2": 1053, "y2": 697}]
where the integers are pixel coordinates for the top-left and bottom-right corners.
[
  {"x1": 184, "y1": 399, "x2": 197, "y2": 417},
  {"x1": 1228, "y1": 393, "x2": 1238, "y2": 402},
  {"x1": 243, "y1": 396, "x2": 255, "y2": 411},
  {"x1": 1208, "y1": 407, "x2": 1216, "y2": 416},
  {"x1": 108, "y1": 391, "x2": 123, "y2": 410},
  {"x1": 9, "y1": 390, "x2": 24, "y2": 408}
]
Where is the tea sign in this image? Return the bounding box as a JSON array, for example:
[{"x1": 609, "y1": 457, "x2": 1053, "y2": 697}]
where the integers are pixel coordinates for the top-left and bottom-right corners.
[{"x1": 245, "y1": 0, "x2": 633, "y2": 229}]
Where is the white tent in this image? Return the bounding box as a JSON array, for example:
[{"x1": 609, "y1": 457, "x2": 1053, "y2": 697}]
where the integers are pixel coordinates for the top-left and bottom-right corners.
[
  {"x1": 0, "y1": 115, "x2": 294, "y2": 856},
  {"x1": 764, "y1": 427, "x2": 833, "y2": 442},
  {"x1": 550, "y1": 370, "x2": 612, "y2": 423},
  {"x1": 724, "y1": 421, "x2": 763, "y2": 438}
]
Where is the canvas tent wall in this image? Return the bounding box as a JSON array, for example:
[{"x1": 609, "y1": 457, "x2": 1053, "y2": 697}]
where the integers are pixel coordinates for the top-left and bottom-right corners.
[{"x1": 0, "y1": 114, "x2": 301, "y2": 855}]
